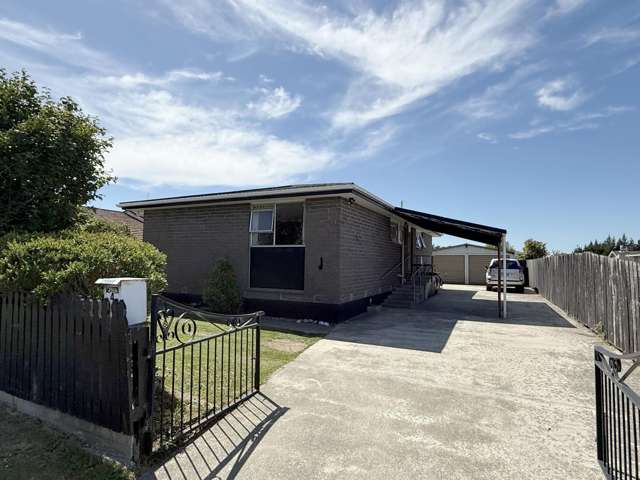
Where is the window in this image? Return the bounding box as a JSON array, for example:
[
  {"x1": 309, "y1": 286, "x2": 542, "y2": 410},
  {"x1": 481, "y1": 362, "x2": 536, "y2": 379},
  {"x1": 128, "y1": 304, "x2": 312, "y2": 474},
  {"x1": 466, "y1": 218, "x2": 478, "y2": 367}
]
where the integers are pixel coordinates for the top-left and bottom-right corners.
[
  {"x1": 416, "y1": 232, "x2": 426, "y2": 250},
  {"x1": 274, "y1": 203, "x2": 304, "y2": 245},
  {"x1": 250, "y1": 209, "x2": 274, "y2": 246},
  {"x1": 250, "y1": 203, "x2": 304, "y2": 246},
  {"x1": 390, "y1": 222, "x2": 402, "y2": 244}
]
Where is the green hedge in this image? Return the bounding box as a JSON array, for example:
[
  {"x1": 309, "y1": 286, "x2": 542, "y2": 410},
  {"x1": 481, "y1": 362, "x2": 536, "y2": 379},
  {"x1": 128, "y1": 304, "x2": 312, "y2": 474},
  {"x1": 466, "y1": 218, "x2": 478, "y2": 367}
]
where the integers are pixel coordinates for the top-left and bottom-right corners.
[{"x1": 0, "y1": 230, "x2": 167, "y2": 298}]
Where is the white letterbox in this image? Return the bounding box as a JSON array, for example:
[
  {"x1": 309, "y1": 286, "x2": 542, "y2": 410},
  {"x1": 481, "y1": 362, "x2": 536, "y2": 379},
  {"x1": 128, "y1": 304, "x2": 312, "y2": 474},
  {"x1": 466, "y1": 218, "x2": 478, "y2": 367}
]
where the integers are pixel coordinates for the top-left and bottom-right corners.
[{"x1": 95, "y1": 278, "x2": 147, "y2": 326}]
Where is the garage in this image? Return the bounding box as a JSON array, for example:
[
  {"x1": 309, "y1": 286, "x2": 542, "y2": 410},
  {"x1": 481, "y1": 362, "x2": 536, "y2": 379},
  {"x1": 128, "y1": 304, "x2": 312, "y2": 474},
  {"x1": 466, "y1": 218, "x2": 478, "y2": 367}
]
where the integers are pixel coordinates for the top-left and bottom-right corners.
[
  {"x1": 433, "y1": 244, "x2": 499, "y2": 285},
  {"x1": 432, "y1": 254, "x2": 465, "y2": 284}
]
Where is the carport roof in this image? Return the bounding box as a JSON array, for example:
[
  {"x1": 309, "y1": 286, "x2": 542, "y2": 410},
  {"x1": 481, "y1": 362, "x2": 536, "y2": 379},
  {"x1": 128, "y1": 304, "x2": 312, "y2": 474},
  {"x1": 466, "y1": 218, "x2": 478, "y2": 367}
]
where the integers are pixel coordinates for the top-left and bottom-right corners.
[{"x1": 395, "y1": 207, "x2": 506, "y2": 246}]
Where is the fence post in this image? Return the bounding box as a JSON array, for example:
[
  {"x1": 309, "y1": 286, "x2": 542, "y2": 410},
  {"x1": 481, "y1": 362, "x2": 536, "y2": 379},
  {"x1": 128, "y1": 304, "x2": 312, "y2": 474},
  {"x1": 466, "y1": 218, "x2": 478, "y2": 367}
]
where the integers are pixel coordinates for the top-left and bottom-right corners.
[
  {"x1": 594, "y1": 350, "x2": 604, "y2": 463},
  {"x1": 254, "y1": 315, "x2": 261, "y2": 392},
  {"x1": 140, "y1": 294, "x2": 158, "y2": 456}
]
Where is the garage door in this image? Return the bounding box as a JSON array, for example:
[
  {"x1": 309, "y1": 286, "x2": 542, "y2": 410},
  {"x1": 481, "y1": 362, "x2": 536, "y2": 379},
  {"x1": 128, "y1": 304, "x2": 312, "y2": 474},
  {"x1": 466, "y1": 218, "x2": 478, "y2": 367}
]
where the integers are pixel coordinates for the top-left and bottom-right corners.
[
  {"x1": 468, "y1": 255, "x2": 496, "y2": 285},
  {"x1": 433, "y1": 255, "x2": 465, "y2": 284}
]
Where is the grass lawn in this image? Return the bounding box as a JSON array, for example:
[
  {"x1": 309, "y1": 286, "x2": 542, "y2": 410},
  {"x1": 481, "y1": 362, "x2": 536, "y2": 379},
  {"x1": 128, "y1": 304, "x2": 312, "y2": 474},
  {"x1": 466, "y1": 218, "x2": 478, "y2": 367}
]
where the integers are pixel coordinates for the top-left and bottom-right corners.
[
  {"x1": 0, "y1": 404, "x2": 135, "y2": 480},
  {"x1": 153, "y1": 319, "x2": 322, "y2": 448}
]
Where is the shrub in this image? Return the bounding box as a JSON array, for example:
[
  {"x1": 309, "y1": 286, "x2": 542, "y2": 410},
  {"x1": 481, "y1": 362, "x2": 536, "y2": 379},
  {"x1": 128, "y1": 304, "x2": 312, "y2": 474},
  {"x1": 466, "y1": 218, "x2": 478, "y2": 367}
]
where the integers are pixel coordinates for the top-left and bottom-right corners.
[
  {"x1": 73, "y1": 208, "x2": 131, "y2": 236},
  {"x1": 203, "y1": 258, "x2": 242, "y2": 314},
  {"x1": 0, "y1": 230, "x2": 166, "y2": 298}
]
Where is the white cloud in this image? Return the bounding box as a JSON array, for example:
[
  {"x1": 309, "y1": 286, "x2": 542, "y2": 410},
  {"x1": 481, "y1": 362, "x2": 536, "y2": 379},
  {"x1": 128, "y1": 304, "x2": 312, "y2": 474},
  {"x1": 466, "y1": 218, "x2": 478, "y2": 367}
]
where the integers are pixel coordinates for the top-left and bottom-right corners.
[
  {"x1": 509, "y1": 105, "x2": 632, "y2": 139},
  {"x1": 0, "y1": 18, "x2": 117, "y2": 72},
  {"x1": 165, "y1": 0, "x2": 537, "y2": 128},
  {"x1": 509, "y1": 125, "x2": 554, "y2": 139},
  {"x1": 94, "y1": 70, "x2": 226, "y2": 89},
  {"x1": 545, "y1": 0, "x2": 587, "y2": 18},
  {"x1": 247, "y1": 86, "x2": 302, "y2": 119},
  {"x1": 453, "y1": 63, "x2": 543, "y2": 120},
  {"x1": 536, "y1": 78, "x2": 586, "y2": 111},
  {"x1": 0, "y1": 17, "x2": 334, "y2": 187},
  {"x1": 585, "y1": 27, "x2": 640, "y2": 47},
  {"x1": 477, "y1": 132, "x2": 497, "y2": 143},
  {"x1": 93, "y1": 88, "x2": 329, "y2": 187}
]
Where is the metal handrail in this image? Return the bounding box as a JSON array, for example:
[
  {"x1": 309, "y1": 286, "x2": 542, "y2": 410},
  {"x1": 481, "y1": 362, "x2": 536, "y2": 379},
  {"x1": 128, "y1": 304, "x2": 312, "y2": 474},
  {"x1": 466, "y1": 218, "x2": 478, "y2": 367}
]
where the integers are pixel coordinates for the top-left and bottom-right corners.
[
  {"x1": 381, "y1": 260, "x2": 402, "y2": 280},
  {"x1": 411, "y1": 265, "x2": 430, "y2": 304}
]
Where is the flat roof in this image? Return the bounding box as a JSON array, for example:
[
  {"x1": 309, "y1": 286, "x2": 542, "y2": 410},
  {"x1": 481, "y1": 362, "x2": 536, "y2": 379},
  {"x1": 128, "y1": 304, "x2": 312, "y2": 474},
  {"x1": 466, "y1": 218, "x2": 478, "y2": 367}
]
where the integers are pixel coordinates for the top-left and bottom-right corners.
[
  {"x1": 117, "y1": 182, "x2": 394, "y2": 211},
  {"x1": 395, "y1": 207, "x2": 506, "y2": 246}
]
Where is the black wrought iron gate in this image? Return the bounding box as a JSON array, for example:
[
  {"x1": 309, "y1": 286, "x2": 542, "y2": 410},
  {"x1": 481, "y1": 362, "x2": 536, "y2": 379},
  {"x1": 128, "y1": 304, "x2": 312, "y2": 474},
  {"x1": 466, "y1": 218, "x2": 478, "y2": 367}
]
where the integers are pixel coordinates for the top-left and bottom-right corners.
[
  {"x1": 143, "y1": 294, "x2": 263, "y2": 454},
  {"x1": 594, "y1": 346, "x2": 640, "y2": 479}
]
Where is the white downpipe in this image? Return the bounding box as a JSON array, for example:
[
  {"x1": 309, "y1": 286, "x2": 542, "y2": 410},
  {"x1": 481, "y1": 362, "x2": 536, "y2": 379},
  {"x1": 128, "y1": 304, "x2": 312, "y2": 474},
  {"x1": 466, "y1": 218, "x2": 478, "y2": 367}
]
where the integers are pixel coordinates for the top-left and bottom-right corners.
[
  {"x1": 502, "y1": 235, "x2": 508, "y2": 318},
  {"x1": 401, "y1": 232, "x2": 405, "y2": 284}
]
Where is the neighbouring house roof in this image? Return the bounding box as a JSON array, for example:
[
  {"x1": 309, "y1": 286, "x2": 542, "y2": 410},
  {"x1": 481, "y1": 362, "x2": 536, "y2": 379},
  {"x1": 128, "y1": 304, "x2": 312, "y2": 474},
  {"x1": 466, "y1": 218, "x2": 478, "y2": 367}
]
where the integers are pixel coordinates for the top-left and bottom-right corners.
[
  {"x1": 87, "y1": 207, "x2": 144, "y2": 240},
  {"x1": 432, "y1": 243, "x2": 498, "y2": 254},
  {"x1": 609, "y1": 250, "x2": 640, "y2": 258},
  {"x1": 118, "y1": 183, "x2": 506, "y2": 244}
]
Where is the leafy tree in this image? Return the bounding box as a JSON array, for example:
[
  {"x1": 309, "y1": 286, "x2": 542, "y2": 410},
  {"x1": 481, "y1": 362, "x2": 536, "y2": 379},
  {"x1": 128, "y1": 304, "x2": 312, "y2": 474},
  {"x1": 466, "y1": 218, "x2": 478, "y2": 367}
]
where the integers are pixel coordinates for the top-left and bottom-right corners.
[
  {"x1": 574, "y1": 235, "x2": 640, "y2": 256},
  {"x1": 484, "y1": 242, "x2": 517, "y2": 254},
  {"x1": 203, "y1": 258, "x2": 242, "y2": 314},
  {"x1": 518, "y1": 239, "x2": 548, "y2": 260},
  {"x1": 0, "y1": 230, "x2": 167, "y2": 298},
  {"x1": 0, "y1": 70, "x2": 113, "y2": 235}
]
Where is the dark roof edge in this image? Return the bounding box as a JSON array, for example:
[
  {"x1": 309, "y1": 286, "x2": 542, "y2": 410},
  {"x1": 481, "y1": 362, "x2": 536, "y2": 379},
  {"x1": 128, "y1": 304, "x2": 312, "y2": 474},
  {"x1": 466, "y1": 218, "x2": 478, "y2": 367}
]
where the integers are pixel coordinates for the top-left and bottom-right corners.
[
  {"x1": 395, "y1": 207, "x2": 506, "y2": 234},
  {"x1": 117, "y1": 183, "x2": 355, "y2": 208}
]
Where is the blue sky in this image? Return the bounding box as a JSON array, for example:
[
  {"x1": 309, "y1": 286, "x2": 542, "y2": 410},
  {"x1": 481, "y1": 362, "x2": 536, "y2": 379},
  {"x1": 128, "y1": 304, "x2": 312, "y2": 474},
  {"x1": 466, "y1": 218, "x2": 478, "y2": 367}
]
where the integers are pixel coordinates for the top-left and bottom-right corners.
[{"x1": 1, "y1": 0, "x2": 639, "y2": 252}]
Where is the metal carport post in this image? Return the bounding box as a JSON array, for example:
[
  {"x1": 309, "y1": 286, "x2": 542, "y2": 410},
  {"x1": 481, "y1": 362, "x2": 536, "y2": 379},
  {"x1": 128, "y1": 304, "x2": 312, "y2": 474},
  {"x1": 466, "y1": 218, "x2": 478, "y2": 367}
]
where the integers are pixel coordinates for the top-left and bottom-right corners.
[{"x1": 502, "y1": 234, "x2": 508, "y2": 319}]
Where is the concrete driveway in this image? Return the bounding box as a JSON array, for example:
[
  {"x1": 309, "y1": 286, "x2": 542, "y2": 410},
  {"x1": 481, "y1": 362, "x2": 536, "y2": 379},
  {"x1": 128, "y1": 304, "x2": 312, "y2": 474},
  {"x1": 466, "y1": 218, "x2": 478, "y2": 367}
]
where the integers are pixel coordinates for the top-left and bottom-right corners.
[{"x1": 146, "y1": 285, "x2": 603, "y2": 480}]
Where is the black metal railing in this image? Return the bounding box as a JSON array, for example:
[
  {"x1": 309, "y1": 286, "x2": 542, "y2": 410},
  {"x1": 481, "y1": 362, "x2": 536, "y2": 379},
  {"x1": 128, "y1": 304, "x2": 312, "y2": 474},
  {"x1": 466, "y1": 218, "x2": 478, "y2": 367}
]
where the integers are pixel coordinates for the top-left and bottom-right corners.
[
  {"x1": 595, "y1": 346, "x2": 640, "y2": 479},
  {"x1": 147, "y1": 295, "x2": 263, "y2": 453},
  {"x1": 410, "y1": 264, "x2": 441, "y2": 304},
  {"x1": 411, "y1": 265, "x2": 428, "y2": 304}
]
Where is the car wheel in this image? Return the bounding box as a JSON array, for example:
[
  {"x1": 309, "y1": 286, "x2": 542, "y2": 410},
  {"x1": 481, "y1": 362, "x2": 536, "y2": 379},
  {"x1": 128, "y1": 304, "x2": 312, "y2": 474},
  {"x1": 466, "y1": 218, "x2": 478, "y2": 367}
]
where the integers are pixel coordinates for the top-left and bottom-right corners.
[
  {"x1": 486, "y1": 285, "x2": 492, "y2": 291},
  {"x1": 515, "y1": 286, "x2": 525, "y2": 293}
]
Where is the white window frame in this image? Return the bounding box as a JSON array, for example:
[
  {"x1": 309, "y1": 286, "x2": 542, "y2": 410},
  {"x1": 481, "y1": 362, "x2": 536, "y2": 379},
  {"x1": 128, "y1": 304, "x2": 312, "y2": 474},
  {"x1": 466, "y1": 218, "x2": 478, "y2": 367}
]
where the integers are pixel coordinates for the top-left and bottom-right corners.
[
  {"x1": 249, "y1": 202, "x2": 305, "y2": 247},
  {"x1": 249, "y1": 208, "x2": 274, "y2": 233}
]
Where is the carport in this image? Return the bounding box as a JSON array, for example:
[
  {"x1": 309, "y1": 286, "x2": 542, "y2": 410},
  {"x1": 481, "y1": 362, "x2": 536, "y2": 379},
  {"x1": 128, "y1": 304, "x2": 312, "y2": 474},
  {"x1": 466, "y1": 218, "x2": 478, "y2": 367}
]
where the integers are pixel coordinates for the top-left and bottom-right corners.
[{"x1": 395, "y1": 207, "x2": 509, "y2": 317}]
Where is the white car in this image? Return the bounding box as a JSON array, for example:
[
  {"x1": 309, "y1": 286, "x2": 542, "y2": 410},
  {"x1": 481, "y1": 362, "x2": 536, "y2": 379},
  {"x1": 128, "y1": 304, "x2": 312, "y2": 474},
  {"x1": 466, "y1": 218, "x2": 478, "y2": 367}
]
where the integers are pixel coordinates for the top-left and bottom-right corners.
[{"x1": 486, "y1": 258, "x2": 525, "y2": 293}]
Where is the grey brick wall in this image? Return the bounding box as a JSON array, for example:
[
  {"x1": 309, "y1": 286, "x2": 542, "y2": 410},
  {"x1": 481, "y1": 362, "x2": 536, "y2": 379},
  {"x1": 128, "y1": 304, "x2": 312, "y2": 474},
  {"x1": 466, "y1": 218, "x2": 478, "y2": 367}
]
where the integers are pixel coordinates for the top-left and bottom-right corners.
[
  {"x1": 144, "y1": 204, "x2": 251, "y2": 295},
  {"x1": 143, "y1": 197, "x2": 410, "y2": 307},
  {"x1": 303, "y1": 198, "x2": 341, "y2": 303},
  {"x1": 337, "y1": 199, "x2": 401, "y2": 302}
]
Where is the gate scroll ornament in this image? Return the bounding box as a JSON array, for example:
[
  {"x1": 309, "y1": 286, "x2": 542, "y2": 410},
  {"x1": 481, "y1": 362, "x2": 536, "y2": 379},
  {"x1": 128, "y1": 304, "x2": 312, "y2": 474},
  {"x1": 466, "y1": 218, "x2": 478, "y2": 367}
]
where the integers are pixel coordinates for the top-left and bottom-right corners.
[{"x1": 155, "y1": 308, "x2": 197, "y2": 344}]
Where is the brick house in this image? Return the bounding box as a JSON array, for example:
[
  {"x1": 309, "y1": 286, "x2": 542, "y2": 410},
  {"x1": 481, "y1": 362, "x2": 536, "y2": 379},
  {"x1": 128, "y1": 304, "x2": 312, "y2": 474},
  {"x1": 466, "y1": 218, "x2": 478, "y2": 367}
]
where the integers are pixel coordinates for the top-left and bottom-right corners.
[{"x1": 119, "y1": 183, "x2": 503, "y2": 321}]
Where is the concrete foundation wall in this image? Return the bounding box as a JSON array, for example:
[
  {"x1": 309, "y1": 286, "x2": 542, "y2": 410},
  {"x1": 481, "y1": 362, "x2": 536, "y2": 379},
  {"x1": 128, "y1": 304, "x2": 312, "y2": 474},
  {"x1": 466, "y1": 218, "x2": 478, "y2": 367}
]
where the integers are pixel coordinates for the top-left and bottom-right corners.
[{"x1": 0, "y1": 390, "x2": 136, "y2": 465}]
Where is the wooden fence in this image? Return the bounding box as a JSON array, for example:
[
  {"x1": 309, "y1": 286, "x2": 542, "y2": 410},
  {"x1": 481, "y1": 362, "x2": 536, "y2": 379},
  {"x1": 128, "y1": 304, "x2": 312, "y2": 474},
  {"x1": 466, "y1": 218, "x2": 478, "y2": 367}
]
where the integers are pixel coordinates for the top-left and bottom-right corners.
[
  {"x1": 0, "y1": 293, "x2": 149, "y2": 435},
  {"x1": 528, "y1": 253, "x2": 640, "y2": 353}
]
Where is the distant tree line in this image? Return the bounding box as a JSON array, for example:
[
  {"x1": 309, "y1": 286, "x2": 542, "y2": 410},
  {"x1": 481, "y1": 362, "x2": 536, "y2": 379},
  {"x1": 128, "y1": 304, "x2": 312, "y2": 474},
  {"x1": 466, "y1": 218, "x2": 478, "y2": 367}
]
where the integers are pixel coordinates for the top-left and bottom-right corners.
[{"x1": 574, "y1": 235, "x2": 640, "y2": 256}]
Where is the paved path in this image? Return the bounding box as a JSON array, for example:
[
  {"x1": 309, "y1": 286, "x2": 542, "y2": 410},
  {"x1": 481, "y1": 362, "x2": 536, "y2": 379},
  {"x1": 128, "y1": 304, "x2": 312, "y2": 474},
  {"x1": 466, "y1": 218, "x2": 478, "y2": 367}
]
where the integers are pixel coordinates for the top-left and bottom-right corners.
[{"x1": 145, "y1": 286, "x2": 603, "y2": 480}]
